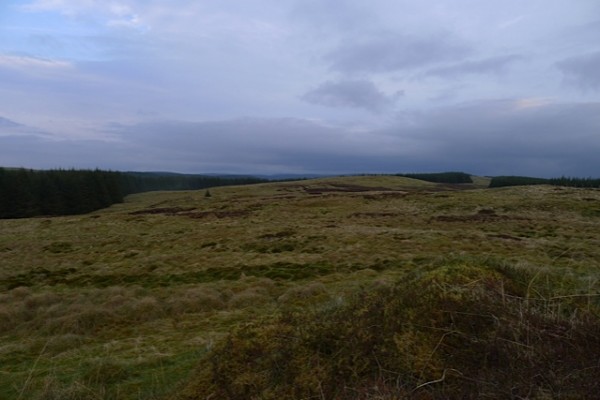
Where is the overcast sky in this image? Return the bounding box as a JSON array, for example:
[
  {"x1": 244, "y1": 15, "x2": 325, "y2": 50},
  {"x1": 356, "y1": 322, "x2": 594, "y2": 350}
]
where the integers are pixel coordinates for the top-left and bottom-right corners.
[{"x1": 1, "y1": 0, "x2": 599, "y2": 176}]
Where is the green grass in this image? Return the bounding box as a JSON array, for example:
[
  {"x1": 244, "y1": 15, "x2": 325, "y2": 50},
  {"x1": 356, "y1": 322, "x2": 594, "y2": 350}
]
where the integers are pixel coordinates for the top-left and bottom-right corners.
[{"x1": 0, "y1": 176, "x2": 599, "y2": 399}]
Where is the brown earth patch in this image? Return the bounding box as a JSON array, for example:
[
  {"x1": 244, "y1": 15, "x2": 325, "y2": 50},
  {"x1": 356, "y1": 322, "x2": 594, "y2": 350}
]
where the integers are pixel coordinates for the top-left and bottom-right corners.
[
  {"x1": 129, "y1": 206, "x2": 252, "y2": 219},
  {"x1": 180, "y1": 210, "x2": 251, "y2": 219},
  {"x1": 182, "y1": 210, "x2": 252, "y2": 219},
  {"x1": 303, "y1": 184, "x2": 397, "y2": 195},
  {"x1": 129, "y1": 207, "x2": 196, "y2": 215},
  {"x1": 259, "y1": 231, "x2": 295, "y2": 240},
  {"x1": 350, "y1": 212, "x2": 401, "y2": 218},
  {"x1": 362, "y1": 192, "x2": 408, "y2": 200},
  {"x1": 487, "y1": 233, "x2": 523, "y2": 241},
  {"x1": 434, "y1": 214, "x2": 506, "y2": 222},
  {"x1": 433, "y1": 208, "x2": 532, "y2": 223}
]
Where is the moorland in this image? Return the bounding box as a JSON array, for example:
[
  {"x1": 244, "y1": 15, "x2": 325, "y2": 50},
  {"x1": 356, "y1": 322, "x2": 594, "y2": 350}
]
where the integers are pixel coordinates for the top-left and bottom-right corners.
[{"x1": 1, "y1": 175, "x2": 599, "y2": 399}]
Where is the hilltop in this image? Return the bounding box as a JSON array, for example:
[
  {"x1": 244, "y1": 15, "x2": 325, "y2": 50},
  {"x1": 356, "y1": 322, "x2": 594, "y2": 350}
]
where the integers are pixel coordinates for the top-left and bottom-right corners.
[{"x1": 0, "y1": 176, "x2": 599, "y2": 399}]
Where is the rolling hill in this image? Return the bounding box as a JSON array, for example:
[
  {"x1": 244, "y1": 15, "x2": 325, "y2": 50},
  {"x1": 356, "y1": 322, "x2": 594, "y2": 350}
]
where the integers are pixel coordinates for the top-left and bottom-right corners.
[{"x1": 1, "y1": 175, "x2": 599, "y2": 399}]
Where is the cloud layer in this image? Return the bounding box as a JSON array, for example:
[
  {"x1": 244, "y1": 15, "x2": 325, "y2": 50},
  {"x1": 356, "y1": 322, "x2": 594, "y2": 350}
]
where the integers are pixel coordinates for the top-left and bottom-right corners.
[
  {"x1": 3, "y1": 99, "x2": 599, "y2": 177},
  {"x1": 1, "y1": 1, "x2": 599, "y2": 176},
  {"x1": 302, "y1": 80, "x2": 402, "y2": 112},
  {"x1": 326, "y1": 33, "x2": 471, "y2": 73},
  {"x1": 557, "y1": 51, "x2": 600, "y2": 91}
]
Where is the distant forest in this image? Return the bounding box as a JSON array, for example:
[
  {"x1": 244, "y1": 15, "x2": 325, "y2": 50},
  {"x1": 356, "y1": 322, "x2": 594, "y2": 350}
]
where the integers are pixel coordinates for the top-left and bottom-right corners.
[
  {"x1": 0, "y1": 168, "x2": 266, "y2": 219},
  {"x1": 489, "y1": 176, "x2": 600, "y2": 188},
  {"x1": 3, "y1": 168, "x2": 599, "y2": 219},
  {"x1": 396, "y1": 172, "x2": 473, "y2": 183}
]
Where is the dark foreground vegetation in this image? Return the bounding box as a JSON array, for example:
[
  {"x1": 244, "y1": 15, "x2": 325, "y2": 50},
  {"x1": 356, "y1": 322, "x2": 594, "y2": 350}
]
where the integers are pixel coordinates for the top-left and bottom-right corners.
[
  {"x1": 490, "y1": 175, "x2": 600, "y2": 188},
  {"x1": 0, "y1": 168, "x2": 265, "y2": 218},
  {"x1": 176, "y1": 259, "x2": 600, "y2": 400}
]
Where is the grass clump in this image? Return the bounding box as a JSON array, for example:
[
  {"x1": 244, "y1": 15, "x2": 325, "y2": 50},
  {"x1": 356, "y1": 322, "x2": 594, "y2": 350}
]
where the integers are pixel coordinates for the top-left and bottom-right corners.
[
  {"x1": 227, "y1": 288, "x2": 272, "y2": 309},
  {"x1": 45, "y1": 305, "x2": 118, "y2": 335},
  {"x1": 30, "y1": 378, "x2": 105, "y2": 400},
  {"x1": 277, "y1": 282, "x2": 329, "y2": 305},
  {"x1": 43, "y1": 241, "x2": 74, "y2": 254},
  {"x1": 81, "y1": 358, "x2": 133, "y2": 385},
  {"x1": 174, "y1": 261, "x2": 600, "y2": 399},
  {"x1": 166, "y1": 287, "x2": 226, "y2": 315}
]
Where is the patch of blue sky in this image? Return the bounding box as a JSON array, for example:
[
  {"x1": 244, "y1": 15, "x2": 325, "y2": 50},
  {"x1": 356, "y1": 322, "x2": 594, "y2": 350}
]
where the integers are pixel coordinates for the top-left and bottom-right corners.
[{"x1": 0, "y1": 3, "x2": 107, "y2": 62}]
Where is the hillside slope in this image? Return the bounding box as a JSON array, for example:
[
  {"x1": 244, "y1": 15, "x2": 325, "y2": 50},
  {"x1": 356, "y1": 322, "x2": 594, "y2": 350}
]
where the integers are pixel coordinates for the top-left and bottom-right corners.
[{"x1": 0, "y1": 176, "x2": 599, "y2": 399}]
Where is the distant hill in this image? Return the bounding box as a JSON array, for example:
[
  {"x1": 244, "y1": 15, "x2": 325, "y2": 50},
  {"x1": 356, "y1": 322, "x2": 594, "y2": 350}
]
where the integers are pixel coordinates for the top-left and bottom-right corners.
[
  {"x1": 0, "y1": 168, "x2": 266, "y2": 219},
  {"x1": 3, "y1": 167, "x2": 599, "y2": 219}
]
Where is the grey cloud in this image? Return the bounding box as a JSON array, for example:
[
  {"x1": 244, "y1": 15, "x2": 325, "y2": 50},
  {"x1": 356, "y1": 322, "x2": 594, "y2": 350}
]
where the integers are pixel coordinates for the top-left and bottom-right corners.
[
  {"x1": 326, "y1": 32, "x2": 471, "y2": 73},
  {"x1": 290, "y1": 0, "x2": 376, "y2": 33},
  {"x1": 0, "y1": 116, "x2": 21, "y2": 129},
  {"x1": 4, "y1": 100, "x2": 599, "y2": 178},
  {"x1": 111, "y1": 118, "x2": 358, "y2": 173},
  {"x1": 3, "y1": 0, "x2": 599, "y2": 179},
  {"x1": 301, "y1": 80, "x2": 402, "y2": 112},
  {"x1": 383, "y1": 100, "x2": 600, "y2": 177},
  {"x1": 424, "y1": 55, "x2": 523, "y2": 79},
  {"x1": 557, "y1": 51, "x2": 600, "y2": 90},
  {"x1": 0, "y1": 134, "x2": 131, "y2": 170},
  {"x1": 0, "y1": 115, "x2": 54, "y2": 138},
  {"x1": 556, "y1": 19, "x2": 600, "y2": 49}
]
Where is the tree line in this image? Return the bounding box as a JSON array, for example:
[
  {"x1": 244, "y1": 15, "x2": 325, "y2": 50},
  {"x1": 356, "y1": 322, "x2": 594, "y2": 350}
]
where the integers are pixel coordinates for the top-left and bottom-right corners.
[
  {"x1": 0, "y1": 168, "x2": 266, "y2": 219},
  {"x1": 120, "y1": 172, "x2": 266, "y2": 193},
  {"x1": 396, "y1": 171, "x2": 473, "y2": 184},
  {"x1": 489, "y1": 176, "x2": 600, "y2": 188}
]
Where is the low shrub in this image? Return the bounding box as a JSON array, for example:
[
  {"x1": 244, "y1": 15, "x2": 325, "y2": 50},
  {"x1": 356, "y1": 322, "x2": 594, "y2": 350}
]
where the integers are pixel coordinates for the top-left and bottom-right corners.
[{"x1": 174, "y1": 261, "x2": 600, "y2": 399}]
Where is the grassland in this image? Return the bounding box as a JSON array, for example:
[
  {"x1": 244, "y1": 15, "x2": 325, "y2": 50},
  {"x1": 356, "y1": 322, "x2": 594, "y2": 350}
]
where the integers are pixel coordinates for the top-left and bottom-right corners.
[{"x1": 0, "y1": 175, "x2": 599, "y2": 399}]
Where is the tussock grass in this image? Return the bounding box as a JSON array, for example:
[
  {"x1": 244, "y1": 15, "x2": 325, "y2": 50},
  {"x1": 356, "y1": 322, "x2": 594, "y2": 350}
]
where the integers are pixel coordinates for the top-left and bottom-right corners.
[
  {"x1": 166, "y1": 287, "x2": 226, "y2": 315},
  {"x1": 1, "y1": 177, "x2": 599, "y2": 399},
  {"x1": 227, "y1": 288, "x2": 272, "y2": 309},
  {"x1": 277, "y1": 281, "x2": 329, "y2": 305},
  {"x1": 176, "y1": 260, "x2": 600, "y2": 399}
]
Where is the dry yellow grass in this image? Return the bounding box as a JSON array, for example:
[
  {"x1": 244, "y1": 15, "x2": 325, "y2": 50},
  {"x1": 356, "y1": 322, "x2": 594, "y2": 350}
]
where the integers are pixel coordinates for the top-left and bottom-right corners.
[{"x1": 0, "y1": 176, "x2": 599, "y2": 399}]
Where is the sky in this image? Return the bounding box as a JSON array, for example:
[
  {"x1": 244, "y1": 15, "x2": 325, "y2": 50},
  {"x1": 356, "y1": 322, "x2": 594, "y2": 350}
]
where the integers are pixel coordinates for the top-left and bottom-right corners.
[{"x1": 1, "y1": 0, "x2": 599, "y2": 177}]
